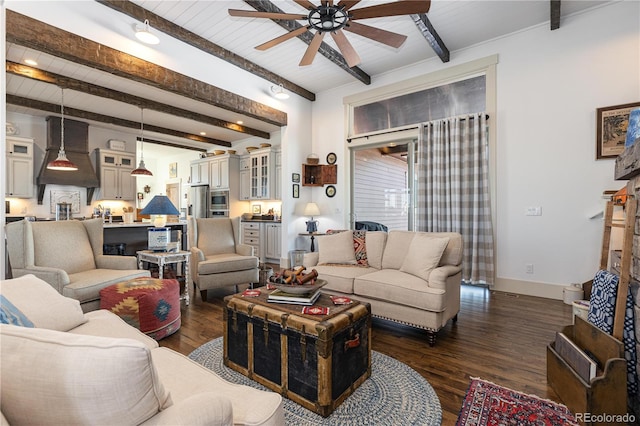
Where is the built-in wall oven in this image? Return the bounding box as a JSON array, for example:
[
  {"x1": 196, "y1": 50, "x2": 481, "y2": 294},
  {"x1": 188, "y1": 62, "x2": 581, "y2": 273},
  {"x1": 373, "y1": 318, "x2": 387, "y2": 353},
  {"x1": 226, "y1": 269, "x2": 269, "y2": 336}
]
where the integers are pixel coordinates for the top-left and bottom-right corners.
[{"x1": 210, "y1": 190, "x2": 229, "y2": 217}]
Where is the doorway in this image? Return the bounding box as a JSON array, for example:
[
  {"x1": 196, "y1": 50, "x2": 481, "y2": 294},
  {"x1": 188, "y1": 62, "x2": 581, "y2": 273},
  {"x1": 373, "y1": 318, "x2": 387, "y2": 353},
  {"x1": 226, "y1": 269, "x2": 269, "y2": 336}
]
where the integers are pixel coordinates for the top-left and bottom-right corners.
[{"x1": 165, "y1": 179, "x2": 181, "y2": 211}]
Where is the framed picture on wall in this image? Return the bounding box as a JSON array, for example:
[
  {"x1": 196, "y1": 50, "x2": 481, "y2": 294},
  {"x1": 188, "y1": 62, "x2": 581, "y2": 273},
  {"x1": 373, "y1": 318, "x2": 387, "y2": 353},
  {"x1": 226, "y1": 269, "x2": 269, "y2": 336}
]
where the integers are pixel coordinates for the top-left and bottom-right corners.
[
  {"x1": 169, "y1": 162, "x2": 178, "y2": 178},
  {"x1": 292, "y1": 173, "x2": 300, "y2": 183},
  {"x1": 293, "y1": 184, "x2": 300, "y2": 198},
  {"x1": 596, "y1": 102, "x2": 640, "y2": 159}
]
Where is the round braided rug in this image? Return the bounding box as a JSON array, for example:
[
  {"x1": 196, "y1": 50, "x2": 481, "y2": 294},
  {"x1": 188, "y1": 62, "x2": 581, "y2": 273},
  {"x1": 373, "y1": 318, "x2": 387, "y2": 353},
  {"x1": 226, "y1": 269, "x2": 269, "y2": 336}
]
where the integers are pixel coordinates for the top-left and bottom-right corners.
[{"x1": 189, "y1": 338, "x2": 442, "y2": 425}]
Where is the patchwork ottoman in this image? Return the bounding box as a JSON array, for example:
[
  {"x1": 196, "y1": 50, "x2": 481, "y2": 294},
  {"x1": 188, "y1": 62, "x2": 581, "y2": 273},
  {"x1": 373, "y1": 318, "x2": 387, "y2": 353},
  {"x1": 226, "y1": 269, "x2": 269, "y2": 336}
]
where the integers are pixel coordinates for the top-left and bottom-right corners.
[{"x1": 99, "y1": 278, "x2": 181, "y2": 340}]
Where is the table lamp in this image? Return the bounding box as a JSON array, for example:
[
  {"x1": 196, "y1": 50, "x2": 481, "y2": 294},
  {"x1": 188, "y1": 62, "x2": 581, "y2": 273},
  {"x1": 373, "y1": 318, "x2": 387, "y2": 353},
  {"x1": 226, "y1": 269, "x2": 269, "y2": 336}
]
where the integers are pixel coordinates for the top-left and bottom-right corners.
[
  {"x1": 141, "y1": 195, "x2": 180, "y2": 251},
  {"x1": 304, "y1": 202, "x2": 320, "y2": 233}
]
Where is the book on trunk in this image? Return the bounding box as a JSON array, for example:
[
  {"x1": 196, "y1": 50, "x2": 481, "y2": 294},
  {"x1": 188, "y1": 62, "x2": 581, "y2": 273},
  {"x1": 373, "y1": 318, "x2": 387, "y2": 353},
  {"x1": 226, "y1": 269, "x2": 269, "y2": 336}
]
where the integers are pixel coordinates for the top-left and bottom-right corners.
[
  {"x1": 267, "y1": 289, "x2": 321, "y2": 305},
  {"x1": 554, "y1": 331, "x2": 598, "y2": 382}
]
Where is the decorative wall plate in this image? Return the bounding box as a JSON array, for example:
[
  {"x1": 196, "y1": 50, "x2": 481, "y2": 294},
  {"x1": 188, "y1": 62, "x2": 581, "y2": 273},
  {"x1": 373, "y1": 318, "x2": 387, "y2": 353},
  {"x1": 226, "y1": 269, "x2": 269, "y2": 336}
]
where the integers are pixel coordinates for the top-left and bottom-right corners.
[
  {"x1": 326, "y1": 185, "x2": 336, "y2": 198},
  {"x1": 326, "y1": 152, "x2": 337, "y2": 165},
  {"x1": 50, "y1": 190, "x2": 81, "y2": 214}
]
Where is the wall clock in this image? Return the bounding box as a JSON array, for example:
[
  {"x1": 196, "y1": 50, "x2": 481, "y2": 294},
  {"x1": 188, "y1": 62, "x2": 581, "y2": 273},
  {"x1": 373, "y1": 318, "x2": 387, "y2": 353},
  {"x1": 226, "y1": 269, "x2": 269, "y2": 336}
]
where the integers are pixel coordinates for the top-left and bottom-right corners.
[
  {"x1": 326, "y1": 185, "x2": 336, "y2": 198},
  {"x1": 326, "y1": 152, "x2": 337, "y2": 165}
]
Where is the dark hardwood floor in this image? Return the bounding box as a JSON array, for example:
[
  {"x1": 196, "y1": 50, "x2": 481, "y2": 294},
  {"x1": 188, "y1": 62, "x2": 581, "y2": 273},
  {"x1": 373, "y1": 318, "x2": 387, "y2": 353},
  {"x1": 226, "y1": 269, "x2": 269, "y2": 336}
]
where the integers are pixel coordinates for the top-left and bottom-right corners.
[{"x1": 160, "y1": 283, "x2": 573, "y2": 424}]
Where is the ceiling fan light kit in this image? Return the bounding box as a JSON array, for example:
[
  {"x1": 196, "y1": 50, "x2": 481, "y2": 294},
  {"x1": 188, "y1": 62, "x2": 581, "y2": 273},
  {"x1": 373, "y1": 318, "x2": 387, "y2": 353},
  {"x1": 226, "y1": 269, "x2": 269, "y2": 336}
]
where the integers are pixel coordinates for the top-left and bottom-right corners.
[
  {"x1": 229, "y1": 0, "x2": 430, "y2": 67},
  {"x1": 135, "y1": 19, "x2": 160, "y2": 45}
]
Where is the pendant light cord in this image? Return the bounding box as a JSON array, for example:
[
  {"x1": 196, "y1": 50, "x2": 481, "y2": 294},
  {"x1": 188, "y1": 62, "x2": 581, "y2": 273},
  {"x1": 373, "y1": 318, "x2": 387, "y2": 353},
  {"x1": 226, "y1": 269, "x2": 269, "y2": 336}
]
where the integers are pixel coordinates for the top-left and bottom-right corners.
[{"x1": 60, "y1": 88, "x2": 65, "y2": 151}]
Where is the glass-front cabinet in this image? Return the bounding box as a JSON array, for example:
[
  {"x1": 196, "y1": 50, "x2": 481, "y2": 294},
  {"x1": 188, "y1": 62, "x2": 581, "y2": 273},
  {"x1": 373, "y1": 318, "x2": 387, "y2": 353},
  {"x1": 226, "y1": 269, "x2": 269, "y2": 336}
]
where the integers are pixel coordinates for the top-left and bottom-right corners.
[{"x1": 249, "y1": 149, "x2": 272, "y2": 200}]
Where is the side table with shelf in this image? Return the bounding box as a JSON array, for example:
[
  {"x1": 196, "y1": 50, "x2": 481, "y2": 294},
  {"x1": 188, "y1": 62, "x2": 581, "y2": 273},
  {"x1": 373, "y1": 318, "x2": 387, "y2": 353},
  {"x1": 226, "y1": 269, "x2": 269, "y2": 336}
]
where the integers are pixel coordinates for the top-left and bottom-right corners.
[{"x1": 137, "y1": 250, "x2": 191, "y2": 305}]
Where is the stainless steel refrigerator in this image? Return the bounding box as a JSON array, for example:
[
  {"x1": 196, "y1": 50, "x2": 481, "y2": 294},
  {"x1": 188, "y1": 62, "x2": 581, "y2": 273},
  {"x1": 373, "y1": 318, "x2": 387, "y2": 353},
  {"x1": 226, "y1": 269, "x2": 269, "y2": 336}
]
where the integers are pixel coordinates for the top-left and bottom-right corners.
[{"x1": 188, "y1": 185, "x2": 209, "y2": 218}]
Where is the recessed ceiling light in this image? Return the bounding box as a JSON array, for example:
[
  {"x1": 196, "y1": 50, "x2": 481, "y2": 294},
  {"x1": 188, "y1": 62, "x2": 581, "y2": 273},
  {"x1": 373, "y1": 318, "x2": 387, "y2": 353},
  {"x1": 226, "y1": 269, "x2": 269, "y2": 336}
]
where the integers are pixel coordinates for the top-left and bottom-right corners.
[
  {"x1": 389, "y1": 143, "x2": 397, "y2": 147},
  {"x1": 236, "y1": 121, "x2": 243, "y2": 125},
  {"x1": 24, "y1": 59, "x2": 38, "y2": 66},
  {"x1": 200, "y1": 131, "x2": 207, "y2": 136}
]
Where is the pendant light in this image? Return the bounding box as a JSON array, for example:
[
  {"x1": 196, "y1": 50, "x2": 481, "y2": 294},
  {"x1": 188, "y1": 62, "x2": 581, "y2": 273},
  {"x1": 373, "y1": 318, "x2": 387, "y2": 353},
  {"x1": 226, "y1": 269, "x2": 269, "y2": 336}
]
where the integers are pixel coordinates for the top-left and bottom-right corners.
[
  {"x1": 47, "y1": 88, "x2": 78, "y2": 171},
  {"x1": 131, "y1": 108, "x2": 153, "y2": 176},
  {"x1": 135, "y1": 19, "x2": 160, "y2": 45}
]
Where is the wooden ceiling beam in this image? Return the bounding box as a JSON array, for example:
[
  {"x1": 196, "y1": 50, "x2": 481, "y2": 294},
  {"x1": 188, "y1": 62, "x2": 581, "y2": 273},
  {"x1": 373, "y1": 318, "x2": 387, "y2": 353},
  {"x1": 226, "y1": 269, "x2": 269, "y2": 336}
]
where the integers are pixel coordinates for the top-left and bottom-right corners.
[
  {"x1": 136, "y1": 137, "x2": 207, "y2": 153},
  {"x1": 244, "y1": 0, "x2": 371, "y2": 85},
  {"x1": 411, "y1": 13, "x2": 450, "y2": 63},
  {"x1": 550, "y1": 0, "x2": 561, "y2": 30},
  {"x1": 6, "y1": 94, "x2": 232, "y2": 147},
  {"x1": 6, "y1": 10, "x2": 287, "y2": 127},
  {"x1": 6, "y1": 61, "x2": 271, "y2": 140},
  {"x1": 96, "y1": 0, "x2": 316, "y2": 102}
]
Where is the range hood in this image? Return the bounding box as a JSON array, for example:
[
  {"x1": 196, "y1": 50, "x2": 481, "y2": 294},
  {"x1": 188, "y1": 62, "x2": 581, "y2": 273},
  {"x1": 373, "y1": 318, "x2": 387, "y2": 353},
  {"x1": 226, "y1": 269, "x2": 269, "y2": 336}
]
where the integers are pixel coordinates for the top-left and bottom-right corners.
[{"x1": 36, "y1": 116, "x2": 99, "y2": 205}]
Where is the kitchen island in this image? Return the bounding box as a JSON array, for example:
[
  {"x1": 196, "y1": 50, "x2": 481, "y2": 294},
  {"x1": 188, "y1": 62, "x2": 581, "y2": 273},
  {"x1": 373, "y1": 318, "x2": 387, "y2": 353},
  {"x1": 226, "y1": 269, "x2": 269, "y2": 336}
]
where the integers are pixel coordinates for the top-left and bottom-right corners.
[{"x1": 103, "y1": 221, "x2": 188, "y2": 255}]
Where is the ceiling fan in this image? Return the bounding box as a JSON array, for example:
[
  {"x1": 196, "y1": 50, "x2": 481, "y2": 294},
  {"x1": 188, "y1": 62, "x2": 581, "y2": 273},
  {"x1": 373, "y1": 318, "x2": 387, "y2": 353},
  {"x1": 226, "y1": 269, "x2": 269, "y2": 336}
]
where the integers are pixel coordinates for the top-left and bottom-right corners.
[{"x1": 229, "y1": 0, "x2": 431, "y2": 68}]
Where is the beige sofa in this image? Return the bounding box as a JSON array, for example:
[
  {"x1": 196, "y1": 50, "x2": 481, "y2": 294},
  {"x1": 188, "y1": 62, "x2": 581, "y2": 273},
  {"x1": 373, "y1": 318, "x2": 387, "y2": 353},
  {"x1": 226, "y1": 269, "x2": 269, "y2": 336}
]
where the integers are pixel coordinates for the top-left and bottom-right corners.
[
  {"x1": 5, "y1": 218, "x2": 149, "y2": 312},
  {"x1": 0, "y1": 274, "x2": 284, "y2": 425},
  {"x1": 304, "y1": 230, "x2": 462, "y2": 345}
]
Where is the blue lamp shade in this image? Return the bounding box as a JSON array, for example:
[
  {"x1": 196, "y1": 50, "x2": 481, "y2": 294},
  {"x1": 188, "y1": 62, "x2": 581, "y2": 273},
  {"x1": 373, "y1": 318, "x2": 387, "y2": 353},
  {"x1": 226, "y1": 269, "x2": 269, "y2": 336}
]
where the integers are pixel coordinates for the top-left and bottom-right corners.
[
  {"x1": 140, "y1": 195, "x2": 180, "y2": 216},
  {"x1": 625, "y1": 108, "x2": 640, "y2": 148}
]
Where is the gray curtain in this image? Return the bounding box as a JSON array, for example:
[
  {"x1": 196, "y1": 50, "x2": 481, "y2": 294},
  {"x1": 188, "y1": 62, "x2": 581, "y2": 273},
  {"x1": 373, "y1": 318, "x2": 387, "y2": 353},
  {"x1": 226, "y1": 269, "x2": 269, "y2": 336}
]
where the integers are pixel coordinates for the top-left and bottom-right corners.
[{"x1": 417, "y1": 112, "x2": 494, "y2": 285}]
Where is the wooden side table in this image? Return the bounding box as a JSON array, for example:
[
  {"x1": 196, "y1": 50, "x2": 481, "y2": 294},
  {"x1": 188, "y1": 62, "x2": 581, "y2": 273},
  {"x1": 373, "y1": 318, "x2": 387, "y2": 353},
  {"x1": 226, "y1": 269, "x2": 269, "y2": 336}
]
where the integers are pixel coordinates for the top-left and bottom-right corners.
[
  {"x1": 137, "y1": 250, "x2": 191, "y2": 305},
  {"x1": 298, "y1": 232, "x2": 326, "y2": 252}
]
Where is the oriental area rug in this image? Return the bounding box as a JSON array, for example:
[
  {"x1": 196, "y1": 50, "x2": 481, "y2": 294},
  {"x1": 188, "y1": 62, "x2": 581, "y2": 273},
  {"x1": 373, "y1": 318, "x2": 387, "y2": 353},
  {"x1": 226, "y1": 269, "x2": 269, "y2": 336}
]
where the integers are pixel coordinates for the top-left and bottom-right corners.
[
  {"x1": 189, "y1": 337, "x2": 442, "y2": 425},
  {"x1": 456, "y1": 377, "x2": 579, "y2": 426}
]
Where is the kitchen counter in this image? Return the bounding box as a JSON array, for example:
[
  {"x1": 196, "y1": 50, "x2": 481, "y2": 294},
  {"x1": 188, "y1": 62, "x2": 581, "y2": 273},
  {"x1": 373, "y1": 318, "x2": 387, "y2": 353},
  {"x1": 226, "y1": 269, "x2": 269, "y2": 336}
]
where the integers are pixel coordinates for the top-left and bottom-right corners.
[
  {"x1": 103, "y1": 221, "x2": 188, "y2": 228},
  {"x1": 241, "y1": 219, "x2": 281, "y2": 223},
  {"x1": 103, "y1": 222, "x2": 187, "y2": 254}
]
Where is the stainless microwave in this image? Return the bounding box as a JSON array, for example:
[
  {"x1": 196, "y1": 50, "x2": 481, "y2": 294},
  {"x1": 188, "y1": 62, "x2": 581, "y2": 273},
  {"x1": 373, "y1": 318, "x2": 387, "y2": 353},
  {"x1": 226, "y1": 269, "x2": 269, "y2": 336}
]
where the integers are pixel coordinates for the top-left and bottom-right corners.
[{"x1": 210, "y1": 190, "x2": 229, "y2": 211}]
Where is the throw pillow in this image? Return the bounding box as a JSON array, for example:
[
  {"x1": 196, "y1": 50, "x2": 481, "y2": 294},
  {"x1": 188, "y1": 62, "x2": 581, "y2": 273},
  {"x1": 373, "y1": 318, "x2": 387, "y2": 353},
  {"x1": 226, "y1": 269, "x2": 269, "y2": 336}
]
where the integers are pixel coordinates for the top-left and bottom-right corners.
[
  {"x1": 353, "y1": 230, "x2": 369, "y2": 266},
  {"x1": 318, "y1": 231, "x2": 357, "y2": 265},
  {"x1": 400, "y1": 235, "x2": 450, "y2": 281},
  {"x1": 0, "y1": 295, "x2": 34, "y2": 327},
  {"x1": 0, "y1": 274, "x2": 87, "y2": 331},
  {"x1": 0, "y1": 324, "x2": 173, "y2": 425}
]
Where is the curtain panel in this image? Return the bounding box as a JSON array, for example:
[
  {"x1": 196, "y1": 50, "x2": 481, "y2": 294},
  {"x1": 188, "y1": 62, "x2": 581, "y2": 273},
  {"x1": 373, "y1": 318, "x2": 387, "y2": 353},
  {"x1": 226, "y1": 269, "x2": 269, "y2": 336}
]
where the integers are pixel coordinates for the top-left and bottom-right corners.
[{"x1": 417, "y1": 113, "x2": 494, "y2": 285}]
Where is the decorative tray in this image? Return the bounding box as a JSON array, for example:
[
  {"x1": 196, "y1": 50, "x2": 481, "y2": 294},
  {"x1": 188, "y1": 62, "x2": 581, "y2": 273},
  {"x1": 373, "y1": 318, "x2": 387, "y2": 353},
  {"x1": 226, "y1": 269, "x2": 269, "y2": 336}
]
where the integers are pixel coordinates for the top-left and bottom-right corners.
[{"x1": 270, "y1": 279, "x2": 326, "y2": 295}]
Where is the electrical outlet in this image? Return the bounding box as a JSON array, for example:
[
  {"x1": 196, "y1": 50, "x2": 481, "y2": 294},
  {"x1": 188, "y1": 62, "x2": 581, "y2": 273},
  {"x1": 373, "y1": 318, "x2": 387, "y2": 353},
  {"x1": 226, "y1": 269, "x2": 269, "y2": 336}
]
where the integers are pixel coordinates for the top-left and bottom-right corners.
[
  {"x1": 526, "y1": 207, "x2": 542, "y2": 216},
  {"x1": 525, "y1": 263, "x2": 534, "y2": 274}
]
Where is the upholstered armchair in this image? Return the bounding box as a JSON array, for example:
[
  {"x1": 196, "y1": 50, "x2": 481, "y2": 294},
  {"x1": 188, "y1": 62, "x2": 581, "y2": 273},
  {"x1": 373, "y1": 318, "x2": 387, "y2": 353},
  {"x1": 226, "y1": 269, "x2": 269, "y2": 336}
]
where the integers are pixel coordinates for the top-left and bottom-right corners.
[
  {"x1": 5, "y1": 218, "x2": 149, "y2": 312},
  {"x1": 189, "y1": 217, "x2": 259, "y2": 300}
]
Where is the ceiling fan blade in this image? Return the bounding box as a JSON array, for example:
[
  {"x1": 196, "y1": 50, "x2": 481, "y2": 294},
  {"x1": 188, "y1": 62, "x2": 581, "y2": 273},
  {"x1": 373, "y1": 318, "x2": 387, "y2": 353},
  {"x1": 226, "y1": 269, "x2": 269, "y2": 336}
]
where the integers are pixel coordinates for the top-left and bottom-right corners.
[
  {"x1": 343, "y1": 21, "x2": 407, "y2": 48},
  {"x1": 299, "y1": 31, "x2": 325, "y2": 66},
  {"x1": 293, "y1": 0, "x2": 316, "y2": 10},
  {"x1": 330, "y1": 29, "x2": 361, "y2": 68},
  {"x1": 350, "y1": 0, "x2": 431, "y2": 20},
  {"x1": 255, "y1": 26, "x2": 310, "y2": 51},
  {"x1": 337, "y1": 0, "x2": 362, "y2": 11},
  {"x1": 228, "y1": 9, "x2": 306, "y2": 20}
]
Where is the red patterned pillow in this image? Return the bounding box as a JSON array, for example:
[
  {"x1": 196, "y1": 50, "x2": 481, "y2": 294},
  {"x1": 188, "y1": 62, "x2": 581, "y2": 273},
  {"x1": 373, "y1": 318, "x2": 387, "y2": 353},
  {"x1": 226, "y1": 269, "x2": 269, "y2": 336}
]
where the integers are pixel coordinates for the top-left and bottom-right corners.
[
  {"x1": 353, "y1": 230, "x2": 368, "y2": 266},
  {"x1": 325, "y1": 230, "x2": 368, "y2": 267}
]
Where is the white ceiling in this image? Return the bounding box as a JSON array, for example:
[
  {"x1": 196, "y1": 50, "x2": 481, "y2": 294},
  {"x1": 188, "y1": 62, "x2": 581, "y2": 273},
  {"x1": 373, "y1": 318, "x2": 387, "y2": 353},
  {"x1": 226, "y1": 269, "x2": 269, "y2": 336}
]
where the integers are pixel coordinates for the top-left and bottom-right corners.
[{"x1": 5, "y1": 0, "x2": 610, "y2": 153}]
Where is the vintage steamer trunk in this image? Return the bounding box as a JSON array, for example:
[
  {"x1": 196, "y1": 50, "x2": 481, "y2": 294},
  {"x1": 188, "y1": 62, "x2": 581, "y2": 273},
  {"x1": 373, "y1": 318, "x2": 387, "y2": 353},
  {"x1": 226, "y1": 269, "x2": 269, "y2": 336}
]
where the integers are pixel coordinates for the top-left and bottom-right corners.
[{"x1": 223, "y1": 293, "x2": 371, "y2": 417}]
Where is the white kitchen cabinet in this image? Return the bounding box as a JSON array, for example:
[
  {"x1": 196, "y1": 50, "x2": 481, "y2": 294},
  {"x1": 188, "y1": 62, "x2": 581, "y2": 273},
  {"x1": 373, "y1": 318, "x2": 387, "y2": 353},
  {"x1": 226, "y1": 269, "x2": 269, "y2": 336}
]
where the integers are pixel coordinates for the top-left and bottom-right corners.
[
  {"x1": 96, "y1": 149, "x2": 136, "y2": 200},
  {"x1": 209, "y1": 156, "x2": 229, "y2": 189},
  {"x1": 190, "y1": 158, "x2": 209, "y2": 185},
  {"x1": 249, "y1": 148, "x2": 275, "y2": 200},
  {"x1": 239, "y1": 169, "x2": 250, "y2": 201},
  {"x1": 265, "y1": 223, "x2": 282, "y2": 262},
  {"x1": 6, "y1": 136, "x2": 34, "y2": 198},
  {"x1": 274, "y1": 148, "x2": 282, "y2": 201},
  {"x1": 242, "y1": 222, "x2": 261, "y2": 258}
]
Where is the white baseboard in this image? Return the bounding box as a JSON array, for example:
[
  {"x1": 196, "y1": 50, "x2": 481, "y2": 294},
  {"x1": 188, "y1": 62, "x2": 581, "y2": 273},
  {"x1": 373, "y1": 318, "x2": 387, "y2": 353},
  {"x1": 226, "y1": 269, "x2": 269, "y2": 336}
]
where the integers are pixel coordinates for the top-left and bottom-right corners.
[{"x1": 492, "y1": 277, "x2": 566, "y2": 300}]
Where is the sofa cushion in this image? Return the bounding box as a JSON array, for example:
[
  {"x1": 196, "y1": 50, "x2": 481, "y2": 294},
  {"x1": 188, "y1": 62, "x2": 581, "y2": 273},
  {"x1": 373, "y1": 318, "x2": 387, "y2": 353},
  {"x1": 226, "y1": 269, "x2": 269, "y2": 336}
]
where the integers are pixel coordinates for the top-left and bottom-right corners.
[
  {"x1": 0, "y1": 324, "x2": 172, "y2": 426},
  {"x1": 327, "y1": 230, "x2": 369, "y2": 266},
  {"x1": 318, "y1": 231, "x2": 357, "y2": 265},
  {"x1": 400, "y1": 235, "x2": 450, "y2": 281},
  {"x1": 381, "y1": 231, "x2": 415, "y2": 270},
  {"x1": 0, "y1": 274, "x2": 86, "y2": 331},
  {"x1": 199, "y1": 253, "x2": 259, "y2": 274},
  {"x1": 32, "y1": 220, "x2": 97, "y2": 274},
  {"x1": 69, "y1": 309, "x2": 159, "y2": 350},
  {"x1": 314, "y1": 265, "x2": 378, "y2": 294},
  {"x1": 354, "y1": 269, "x2": 447, "y2": 312},
  {"x1": 365, "y1": 231, "x2": 388, "y2": 269}
]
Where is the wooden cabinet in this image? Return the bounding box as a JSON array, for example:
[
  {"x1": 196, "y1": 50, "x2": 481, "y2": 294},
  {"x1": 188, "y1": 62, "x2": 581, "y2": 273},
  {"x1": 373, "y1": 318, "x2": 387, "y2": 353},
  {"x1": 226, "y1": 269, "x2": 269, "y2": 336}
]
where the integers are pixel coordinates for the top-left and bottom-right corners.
[
  {"x1": 96, "y1": 149, "x2": 135, "y2": 200},
  {"x1": 302, "y1": 164, "x2": 337, "y2": 186},
  {"x1": 265, "y1": 223, "x2": 281, "y2": 262},
  {"x1": 190, "y1": 158, "x2": 209, "y2": 185},
  {"x1": 6, "y1": 136, "x2": 34, "y2": 198}
]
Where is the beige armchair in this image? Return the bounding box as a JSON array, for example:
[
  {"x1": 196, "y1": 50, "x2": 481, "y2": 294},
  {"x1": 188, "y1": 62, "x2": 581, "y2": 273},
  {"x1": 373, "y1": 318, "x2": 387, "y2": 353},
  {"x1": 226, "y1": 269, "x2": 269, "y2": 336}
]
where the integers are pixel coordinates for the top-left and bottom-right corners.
[
  {"x1": 5, "y1": 218, "x2": 149, "y2": 312},
  {"x1": 189, "y1": 217, "x2": 259, "y2": 300}
]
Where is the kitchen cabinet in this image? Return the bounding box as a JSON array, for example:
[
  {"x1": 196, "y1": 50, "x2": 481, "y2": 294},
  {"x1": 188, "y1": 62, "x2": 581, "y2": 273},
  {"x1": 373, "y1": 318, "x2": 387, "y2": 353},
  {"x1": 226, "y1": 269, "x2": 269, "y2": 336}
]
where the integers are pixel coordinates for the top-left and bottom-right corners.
[
  {"x1": 302, "y1": 164, "x2": 337, "y2": 186},
  {"x1": 190, "y1": 158, "x2": 209, "y2": 185},
  {"x1": 209, "y1": 156, "x2": 229, "y2": 189},
  {"x1": 239, "y1": 169, "x2": 250, "y2": 200},
  {"x1": 6, "y1": 136, "x2": 34, "y2": 198},
  {"x1": 242, "y1": 222, "x2": 261, "y2": 258},
  {"x1": 96, "y1": 149, "x2": 136, "y2": 200},
  {"x1": 274, "y1": 148, "x2": 282, "y2": 200},
  {"x1": 249, "y1": 147, "x2": 278, "y2": 200},
  {"x1": 265, "y1": 223, "x2": 281, "y2": 262}
]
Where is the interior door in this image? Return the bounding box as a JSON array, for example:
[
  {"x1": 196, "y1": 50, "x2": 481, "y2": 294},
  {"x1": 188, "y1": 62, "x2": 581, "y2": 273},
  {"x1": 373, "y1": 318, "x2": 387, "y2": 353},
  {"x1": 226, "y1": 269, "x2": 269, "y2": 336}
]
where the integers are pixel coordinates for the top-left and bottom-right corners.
[{"x1": 165, "y1": 181, "x2": 180, "y2": 211}]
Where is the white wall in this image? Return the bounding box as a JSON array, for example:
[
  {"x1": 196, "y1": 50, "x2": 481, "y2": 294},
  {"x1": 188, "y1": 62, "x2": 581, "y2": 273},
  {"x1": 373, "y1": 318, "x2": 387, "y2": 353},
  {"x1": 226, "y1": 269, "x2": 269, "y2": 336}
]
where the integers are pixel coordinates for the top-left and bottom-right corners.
[{"x1": 311, "y1": 1, "x2": 640, "y2": 299}]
